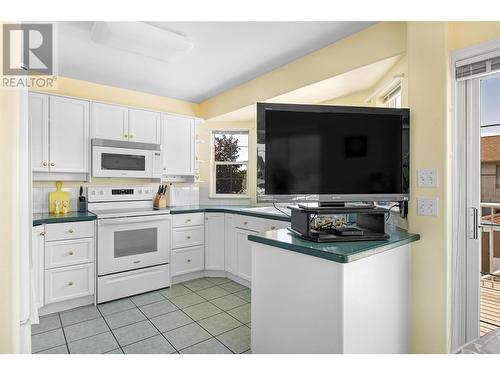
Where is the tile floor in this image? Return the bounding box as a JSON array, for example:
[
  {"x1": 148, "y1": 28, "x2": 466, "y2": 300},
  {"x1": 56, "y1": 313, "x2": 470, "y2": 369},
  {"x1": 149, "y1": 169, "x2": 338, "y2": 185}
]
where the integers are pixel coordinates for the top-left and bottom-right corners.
[{"x1": 31, "y1": 277, "x2": 252, "y2": 354}]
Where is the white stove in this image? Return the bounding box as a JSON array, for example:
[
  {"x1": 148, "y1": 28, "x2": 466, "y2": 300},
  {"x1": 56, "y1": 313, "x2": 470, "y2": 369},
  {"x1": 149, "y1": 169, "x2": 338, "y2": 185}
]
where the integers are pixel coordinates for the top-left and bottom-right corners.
[{"x1": 89, "y1": 186, "x2": 172, "y2": 303}]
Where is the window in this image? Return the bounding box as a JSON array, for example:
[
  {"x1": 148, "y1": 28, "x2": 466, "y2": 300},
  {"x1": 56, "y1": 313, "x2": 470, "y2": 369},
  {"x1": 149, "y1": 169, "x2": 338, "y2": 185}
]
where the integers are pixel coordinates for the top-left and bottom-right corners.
[
  {"x1": 383, "y1": 84, "x2": 402, "y2": 108},
  {"x1": 211, "y1": 130, "x2": 249, "y2": 197},
  {"x1": 496, "y1": 165, "x2": 500, "y2": 189}
]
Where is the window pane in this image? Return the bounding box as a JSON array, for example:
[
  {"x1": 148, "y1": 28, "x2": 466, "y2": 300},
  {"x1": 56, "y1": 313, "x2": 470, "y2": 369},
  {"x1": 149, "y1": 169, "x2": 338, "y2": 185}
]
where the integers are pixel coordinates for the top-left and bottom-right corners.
[
  {"x1": 214, "y1": 132, "x2": 249, "y2": 161},
  {"x1": 215, "y1": 164, "x2": 247, "y2": 195},
  {"x1": 481, "y1": 75, "x2": 500, "y2": 126}
]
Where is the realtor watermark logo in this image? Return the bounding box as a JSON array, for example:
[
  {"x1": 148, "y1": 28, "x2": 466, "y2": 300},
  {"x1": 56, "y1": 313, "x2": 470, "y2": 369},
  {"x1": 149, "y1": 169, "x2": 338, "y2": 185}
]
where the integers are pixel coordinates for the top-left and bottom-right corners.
[{"x1": 2, "y1": 23, "x2": 58, "y2": 89}]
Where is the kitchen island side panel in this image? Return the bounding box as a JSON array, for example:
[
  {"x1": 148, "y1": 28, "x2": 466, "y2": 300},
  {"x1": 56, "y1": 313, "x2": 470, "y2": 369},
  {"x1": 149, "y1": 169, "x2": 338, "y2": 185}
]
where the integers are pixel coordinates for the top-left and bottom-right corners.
[
  {"x1": 342, "y1": 244, "x2": 411, "y2": 353},
  {"x1": 251, "y1": 243, "x2": 344, "y2": 354}
]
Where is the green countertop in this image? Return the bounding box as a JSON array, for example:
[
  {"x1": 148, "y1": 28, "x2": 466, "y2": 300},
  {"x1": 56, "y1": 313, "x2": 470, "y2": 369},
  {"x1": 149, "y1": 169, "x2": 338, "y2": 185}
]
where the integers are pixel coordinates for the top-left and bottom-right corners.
[
  {"x1": 167, "y1": 205, "x2": 291, "y2": 222},
  {"x1": 248, "y1": 225, "x2": 420, "y2": 263},
  {"x1": 33, "y1": 211, "x2": 97, "y2": 226}
]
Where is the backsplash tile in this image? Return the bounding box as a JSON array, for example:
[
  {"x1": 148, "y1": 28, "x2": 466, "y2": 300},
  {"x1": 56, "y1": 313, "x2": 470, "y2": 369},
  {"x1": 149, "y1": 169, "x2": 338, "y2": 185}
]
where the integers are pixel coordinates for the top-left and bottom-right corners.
[{"x1": 33, "y1": 187, "x2": 79, "y2": 214}]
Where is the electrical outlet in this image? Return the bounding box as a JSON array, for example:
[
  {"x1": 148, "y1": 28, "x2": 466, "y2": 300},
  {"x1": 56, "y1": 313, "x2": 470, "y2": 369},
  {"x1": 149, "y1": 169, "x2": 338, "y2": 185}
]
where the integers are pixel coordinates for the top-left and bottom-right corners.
[
  {"x1": 417, "y1": 168, "x2": 438, "y2": 187},
  {"x1": 417, "y1": 197, "x2": 439, "y2": 216}
]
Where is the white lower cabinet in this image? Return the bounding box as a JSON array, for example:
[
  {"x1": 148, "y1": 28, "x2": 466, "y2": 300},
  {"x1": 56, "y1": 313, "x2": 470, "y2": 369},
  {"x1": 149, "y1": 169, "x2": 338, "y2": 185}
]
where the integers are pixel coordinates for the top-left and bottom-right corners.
[
  {"x1": 45, "y1": 237, "x2": 94, "y2": 269},
  {"x1": 44, "y1": 263, "x2": 94, "y2": 305},
  {"x1": 223, "y1": 214, "x2": 290, "y2": 282},
  {"x1": 171, "y1": 214, "x2": 205, "y2": 278},
  {"x1": 233, "y1": 227, "x2": 255, "y2": 281},
  {"x1": 205, "y1": 213, "x2": 225, "y2": 271},
  {"x1": 172, "y1": 246, "x2": 205, "y2": 276},
  {"x1": 42, "y1": 221, "x2": 95, "y2": 306}
]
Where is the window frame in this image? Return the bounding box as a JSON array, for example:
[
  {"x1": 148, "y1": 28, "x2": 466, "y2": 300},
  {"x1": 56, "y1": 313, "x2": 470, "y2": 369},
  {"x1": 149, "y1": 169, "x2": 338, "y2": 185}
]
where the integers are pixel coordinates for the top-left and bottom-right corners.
[
  {"x1": 210, "y1": 129, "x2": 250, "y2": 199},
  {"x1": 383, "y1": 84, "x2": 402, "y2": 108}
]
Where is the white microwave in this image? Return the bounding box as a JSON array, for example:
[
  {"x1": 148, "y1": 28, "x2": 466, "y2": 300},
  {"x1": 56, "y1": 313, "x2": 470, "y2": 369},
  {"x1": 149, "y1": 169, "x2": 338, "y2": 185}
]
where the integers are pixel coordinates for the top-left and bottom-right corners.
[{"x1": 92, "y1": 139, "x2": 162, "y2": 178}]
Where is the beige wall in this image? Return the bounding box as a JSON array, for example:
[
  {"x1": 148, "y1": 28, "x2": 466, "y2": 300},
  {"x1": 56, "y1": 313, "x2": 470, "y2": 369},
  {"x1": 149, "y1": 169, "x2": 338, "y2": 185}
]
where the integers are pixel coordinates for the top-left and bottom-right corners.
[
  {"x1": 0, "y1": 22, "x2": 20, "y2": 353},
  {"x1": 406, "y1": 22, "x2": 451, "y2": 353},
  {"x1": 199, "y1": 22, "x2": 407, "y2": 119},
  {"x1": 39, "y1": 76, "x2": 199, "y2": 117}
]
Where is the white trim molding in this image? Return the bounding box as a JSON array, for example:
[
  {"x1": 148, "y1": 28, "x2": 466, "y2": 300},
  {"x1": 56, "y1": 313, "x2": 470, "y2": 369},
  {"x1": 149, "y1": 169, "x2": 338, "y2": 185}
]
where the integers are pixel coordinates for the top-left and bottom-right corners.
[{"x1": 450, "y1": 36, "x2": 500, "y2": 353}]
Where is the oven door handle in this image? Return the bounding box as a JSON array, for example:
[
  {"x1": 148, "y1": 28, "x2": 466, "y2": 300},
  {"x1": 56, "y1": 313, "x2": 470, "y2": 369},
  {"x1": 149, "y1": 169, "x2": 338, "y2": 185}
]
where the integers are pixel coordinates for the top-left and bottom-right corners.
[{"x1": 98, "y1": 216, "x2": 170, "y2": 225}]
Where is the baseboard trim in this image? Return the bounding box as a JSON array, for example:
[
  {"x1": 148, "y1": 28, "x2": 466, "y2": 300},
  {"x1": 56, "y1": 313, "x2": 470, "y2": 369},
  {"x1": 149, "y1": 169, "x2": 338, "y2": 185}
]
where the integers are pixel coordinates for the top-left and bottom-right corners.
[
  {"x1": 172, "y1": 270, "x2": 251, "y2": 288},
  {"x1": 38, "y1": 295, "x2": 94, "y2": 316}
]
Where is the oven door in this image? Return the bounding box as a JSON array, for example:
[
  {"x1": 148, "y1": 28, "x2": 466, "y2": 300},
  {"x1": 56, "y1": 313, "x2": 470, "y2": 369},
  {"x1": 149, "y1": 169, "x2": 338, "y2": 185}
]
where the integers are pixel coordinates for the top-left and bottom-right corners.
[
  {"x1": 97, "y1": 215, "x2": 171, "y2": 275},
  {"x1": 92, "y1": 146, "x2": 152, "y2": 178}
]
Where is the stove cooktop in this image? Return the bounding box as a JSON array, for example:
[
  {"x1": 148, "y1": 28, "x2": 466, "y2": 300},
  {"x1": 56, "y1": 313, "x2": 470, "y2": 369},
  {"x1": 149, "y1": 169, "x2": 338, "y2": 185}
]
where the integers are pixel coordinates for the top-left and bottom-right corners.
[{"x1": 90, "y1": 207, "x2": 170, "y2": 219}]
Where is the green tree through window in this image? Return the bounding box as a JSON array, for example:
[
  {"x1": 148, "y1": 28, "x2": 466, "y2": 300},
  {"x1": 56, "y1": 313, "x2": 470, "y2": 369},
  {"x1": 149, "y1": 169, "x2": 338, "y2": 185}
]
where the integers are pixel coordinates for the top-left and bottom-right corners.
[{"x1": 213, "y1": 131, "x2": 248, "y2": 196}]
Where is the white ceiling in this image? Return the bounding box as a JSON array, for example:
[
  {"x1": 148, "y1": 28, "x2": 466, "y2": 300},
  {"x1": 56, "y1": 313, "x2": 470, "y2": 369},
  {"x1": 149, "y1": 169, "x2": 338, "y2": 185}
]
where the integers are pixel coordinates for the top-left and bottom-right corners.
[
  {"x1": 209, "y1": 55, "x2": 402, "y2": 122},
  {"x1": 56, "y1": 22, "x2": 375, "y2": 103}
]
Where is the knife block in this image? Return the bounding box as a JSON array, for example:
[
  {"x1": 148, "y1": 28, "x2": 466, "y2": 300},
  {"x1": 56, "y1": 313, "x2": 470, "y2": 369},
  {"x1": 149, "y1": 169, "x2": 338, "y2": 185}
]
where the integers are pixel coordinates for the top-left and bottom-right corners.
[{"x1": 154, "y1": 194, "x2": 167, "y2": 209}]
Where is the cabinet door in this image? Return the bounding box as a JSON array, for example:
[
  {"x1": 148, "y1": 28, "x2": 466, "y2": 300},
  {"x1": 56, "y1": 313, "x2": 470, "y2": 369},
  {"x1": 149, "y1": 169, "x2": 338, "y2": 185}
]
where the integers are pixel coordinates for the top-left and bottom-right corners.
[
  {"x1": 31, "y1": 225, "x2": 45, "y2": 309},
  {"x1": 129, "y1": 108, "x2": 161, "y2": 144},
  {"x1": 234, "y1": 227, "x2": 255, "y2": 282},
  {"x1": 91, "y1": 102, "x2": 128, "y2": 141},
  {"x1": 161, "y1": 114, "x2": 195, "y2": 175},
  {"x1": 49, "y1": 96, "x2": 90, "y2": 173},
  {"x1": 29, "y1": 93, "x2": 49, "y2": 172},
  {"x1": 205, "y1": 213, "x2": 225, "y2": 271}
]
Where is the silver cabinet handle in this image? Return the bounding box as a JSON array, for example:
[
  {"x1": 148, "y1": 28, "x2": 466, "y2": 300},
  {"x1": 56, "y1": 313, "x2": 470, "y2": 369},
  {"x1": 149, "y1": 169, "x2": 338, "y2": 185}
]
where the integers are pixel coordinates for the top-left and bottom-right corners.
[
  {"x1": 187, "y1": 236, "x2": 191, "y2": 239},
  {"x1": 68, "y1": 229, "x2": 74, "y2": 233},
  {"x1": 42, "y1": 161, "x2": 47, "y2": 166},
  {"x1": 68, "y1": 251, "x2": 74, "y2": 256},
  {"x1": 129, "y1": 134, "x2": 134, "y2": 139},
  {"x1": 39, "y1": 232, "x2": 45, "y2": 236},
  {"x1": 68, "y1": 282, "x2": 74, "y2": 286},
  {"x1": 186, "y1": 219, "x2": 191, "y2": 222},
  {"x1": 50, "y1": 162, "x2": 55, "y2": 166},
  {"x1": 271, "y1": 226, "x2": 276, "y2": 230},
  {"x1": 244, "y1": 221, "x2": 248, "y2": 225},
  {"x1": 187, "y1": 259, "x2": 191, "y2": 263},
  {"x1": 123, "y1": 134, "x2": 129, "y2": 138}
]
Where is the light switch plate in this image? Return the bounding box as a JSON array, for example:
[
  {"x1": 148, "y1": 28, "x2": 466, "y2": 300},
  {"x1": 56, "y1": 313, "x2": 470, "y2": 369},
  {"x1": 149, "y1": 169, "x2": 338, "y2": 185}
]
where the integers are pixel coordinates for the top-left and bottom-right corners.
[
  {"x1": 417, "y1": 197, "x2": 439, "y2": 216},
  {"x1": 417, "y1": 168, "x2": 438, "y2": 187}
]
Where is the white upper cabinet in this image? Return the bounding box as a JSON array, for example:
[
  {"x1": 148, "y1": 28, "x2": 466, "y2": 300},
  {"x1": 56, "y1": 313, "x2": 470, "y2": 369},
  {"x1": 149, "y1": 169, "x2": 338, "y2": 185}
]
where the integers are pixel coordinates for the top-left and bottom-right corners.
[
  {"x1": 161, "y1": 114, "x2": 195, "y2": 176},
  {"x1": 91, "y1": 102, "x2": 128, "y2": 142},
  {"x1": 91, "y1": 104, "x2": 160, "y2": 144},
  {"x1": 29, "y1": 92, "x2": 49, "y2": 172},
  {"x1": 49, "y1": 96, "x2": 90, "y2": 173},
  {"x1": 129, "y1": 109, "x2": 161, "y2": 144}
]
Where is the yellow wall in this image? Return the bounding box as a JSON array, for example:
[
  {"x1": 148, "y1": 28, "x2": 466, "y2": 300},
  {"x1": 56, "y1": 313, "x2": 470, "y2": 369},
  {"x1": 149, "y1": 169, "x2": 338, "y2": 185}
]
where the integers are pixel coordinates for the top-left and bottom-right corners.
[
  {"x1": 407, "y1": 22, "x2": 451, "y2": 353},
  {"x1": 0, "y1": 22, "x2": 20, "y2": 353},
  {"x1": 40, "y1": 76, "x2": 199, "y2": 117},
  {"x1": 199, "y1": 22, "x2": 407, "y2": 119},
  {"x1": 449, "y1": 22, "x2": 500, "y2": 51}
]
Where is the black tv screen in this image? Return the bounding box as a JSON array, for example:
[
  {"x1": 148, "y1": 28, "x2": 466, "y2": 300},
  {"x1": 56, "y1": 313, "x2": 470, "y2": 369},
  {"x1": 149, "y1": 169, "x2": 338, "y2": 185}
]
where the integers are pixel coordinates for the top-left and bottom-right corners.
[{"x1": 256, "y1": 103, "x2": 409, "y2": 202}]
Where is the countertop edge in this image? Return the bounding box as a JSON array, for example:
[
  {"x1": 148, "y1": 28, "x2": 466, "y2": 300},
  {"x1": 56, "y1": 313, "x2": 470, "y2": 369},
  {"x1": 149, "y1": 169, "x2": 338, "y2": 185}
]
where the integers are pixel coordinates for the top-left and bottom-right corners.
[
  {"x1": 248, "y1": 232, "x2": 420, "y2": 263},
  {"x1": 33, "y1": 213, "x2": 97, "y2": 226},
  {"x1": 168, "y1": 207, "x2": 291, "y2": 222}
]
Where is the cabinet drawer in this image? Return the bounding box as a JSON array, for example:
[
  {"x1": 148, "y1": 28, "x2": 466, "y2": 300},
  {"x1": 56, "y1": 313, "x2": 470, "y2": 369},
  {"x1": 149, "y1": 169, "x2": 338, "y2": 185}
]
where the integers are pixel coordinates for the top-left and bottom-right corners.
[
  {"x1": 172, "y1": 213, "x2": 204, "y2": 228},
  {"x1": 172, "y1": 226, "x2": 204, "y2": 249},
  {"x1": 45, "y1": 221, "x2": 94, "y2": 241},
  {"x1": 171, "y1": 246, "x2": 204, "y2": 276},
  {"x1": 45, "y1": 237, "x2": 94, "y2": 269},
  {"x1": 232, "y1": 214, "x2": 290, "y2": 233},
  {"x1": 44, "y1": 263, "x2": 94, "y2": 305}
]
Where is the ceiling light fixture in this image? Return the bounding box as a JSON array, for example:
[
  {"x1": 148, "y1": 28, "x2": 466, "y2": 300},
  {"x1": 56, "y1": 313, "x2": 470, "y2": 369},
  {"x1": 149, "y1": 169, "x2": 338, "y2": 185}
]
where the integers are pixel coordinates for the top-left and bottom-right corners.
[{"x1": 90, "y1": 22, "x2": 193, "y2": 63}]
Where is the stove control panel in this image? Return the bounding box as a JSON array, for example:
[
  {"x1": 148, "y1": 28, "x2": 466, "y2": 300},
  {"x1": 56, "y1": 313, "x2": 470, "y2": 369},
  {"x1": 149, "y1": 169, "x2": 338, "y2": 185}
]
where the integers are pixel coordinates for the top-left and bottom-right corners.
[{"x1": 88, "y1": 186, "x2": 156, "y2": 202}]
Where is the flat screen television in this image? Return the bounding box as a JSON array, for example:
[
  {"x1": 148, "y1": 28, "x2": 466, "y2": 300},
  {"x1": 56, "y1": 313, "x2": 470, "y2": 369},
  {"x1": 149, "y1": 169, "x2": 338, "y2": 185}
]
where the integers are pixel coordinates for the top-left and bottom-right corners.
[{"x1": 256, "y1": 103, "x2": 410, "y2": 203}]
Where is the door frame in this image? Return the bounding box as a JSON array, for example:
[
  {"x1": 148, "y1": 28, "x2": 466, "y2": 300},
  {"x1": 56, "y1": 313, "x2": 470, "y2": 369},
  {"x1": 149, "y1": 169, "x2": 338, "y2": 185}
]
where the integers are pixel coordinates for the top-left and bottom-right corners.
[{"x1": 450, "y1": 37, "x2": 500, "y2": 352}]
